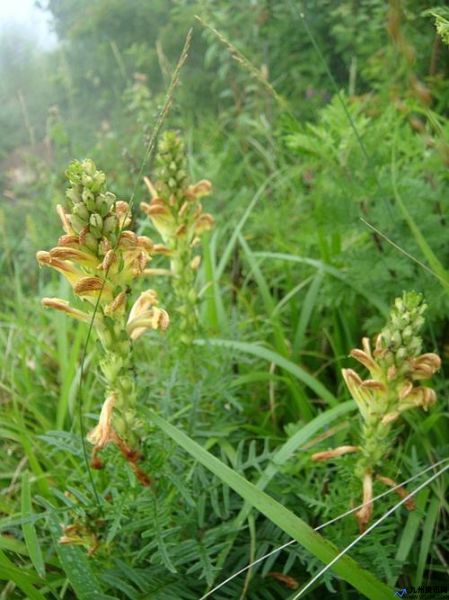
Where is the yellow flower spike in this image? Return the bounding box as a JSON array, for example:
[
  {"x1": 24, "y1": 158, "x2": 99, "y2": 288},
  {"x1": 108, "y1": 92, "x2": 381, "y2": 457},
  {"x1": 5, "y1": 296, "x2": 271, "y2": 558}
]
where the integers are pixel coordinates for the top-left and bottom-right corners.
[
  {"x1": 41, "y1": 298, "x2": 91, "y2": 322},
  {"x1": 338, "y1": 293, "x2": 440, "y2": 529},
  {"x1": 38, "y1": 159, "x2": 162, "y2": 490}
]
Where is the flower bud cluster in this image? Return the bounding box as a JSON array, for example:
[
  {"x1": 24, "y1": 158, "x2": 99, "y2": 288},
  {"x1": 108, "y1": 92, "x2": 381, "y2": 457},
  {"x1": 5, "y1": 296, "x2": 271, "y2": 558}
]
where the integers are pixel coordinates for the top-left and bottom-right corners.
[
  {"x1": 312, "y1": 292, "x2": 440, "y2": 531},
  {"x1": 141, "y1": 131, "x2": 214, "y2": 343},
  {"x1": 37, "y1": 159, "x2": 169, "y2": 484}
]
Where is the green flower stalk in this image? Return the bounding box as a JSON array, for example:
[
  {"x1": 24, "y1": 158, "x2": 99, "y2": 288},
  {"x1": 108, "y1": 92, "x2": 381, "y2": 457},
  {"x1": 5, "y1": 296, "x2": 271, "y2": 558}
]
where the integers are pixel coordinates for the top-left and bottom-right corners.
[
  {"x1": 312, "y1": 292, "x2": 440, "y2": 530},
  {"x1": 141, "y1": 131, "x2": 214, "y2": 344},
  {"x1": 37, "y1": 159, "x2": 169, "y2": 483}
]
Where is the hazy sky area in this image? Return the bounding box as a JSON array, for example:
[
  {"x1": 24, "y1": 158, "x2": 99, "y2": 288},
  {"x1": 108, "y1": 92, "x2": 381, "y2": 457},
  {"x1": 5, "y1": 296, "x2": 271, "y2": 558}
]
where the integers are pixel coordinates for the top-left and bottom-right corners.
[{"x1": 0, "y1": 0, "x2": 57, "y2": 49}]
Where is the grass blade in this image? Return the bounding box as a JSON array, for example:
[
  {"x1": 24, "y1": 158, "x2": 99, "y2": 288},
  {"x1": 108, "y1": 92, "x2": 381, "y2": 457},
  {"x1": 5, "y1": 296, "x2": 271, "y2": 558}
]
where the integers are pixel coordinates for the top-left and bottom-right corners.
[
  {"x1": 0, "y1": 549, "x2": 46, "y2": 600},
  {"x1": 414, "y1": 495, "x2": 440, "y2": 586},
  {"x1": 21, "y1": 472, "x2": 45, "y2": 578}
]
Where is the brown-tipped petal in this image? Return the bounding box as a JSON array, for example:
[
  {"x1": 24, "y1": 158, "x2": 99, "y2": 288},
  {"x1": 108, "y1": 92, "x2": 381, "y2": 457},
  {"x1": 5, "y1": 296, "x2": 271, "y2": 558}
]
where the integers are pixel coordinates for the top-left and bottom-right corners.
[
  {"x1": 137, "y1": 236, "x2": 153, "y2": 252},
  {"x1": 147, "y1": 203, "x2": 171, "y2": 217},
  {"x1": 376, "y1": 475, "x2": 415, "y2": 510},
  {"x1": 140, "y1": 201, "x2": 152, "y2": 215},
  {"x1": 127, "y1": 307, "x2": 170, "y2": 340},
  {"x1": 350, "y1": 348, "x2": 378, "y2": 372},
  {"x1": 143, "y1": 175, "x2": 158, "y2": 199},
  {"x1": 194, "y1": 213, "x2": 215, "y2": 234},
  {"x1": 115, "y1": 200, "x2": 132, "y2": 228},
  {"x1": 99, "y1": 249, "x2": 116, "y2": 271},
  {"x1": 399, "y1": 386, "x2": 437, "y2": 413},
  {"x1": 74, "y1": 277, "x2": 109, "y2": 298},
  {"x1": 118, "y1": 231, "x2": 138, "y2": 247},
  {"x1": 387, "y1": 365, "x2": 397, "y2": 381},
  {"x1": 87, "y1": 393, "x2": 116, "y2": 449},
  {"x1": 175, "y1": 224, "x2": 187, "y2": 237},
  {"x1": 128, "y1": 289, "x2": 158, "y2": 323},
  {"x1": 56, "y1": 204, "x2": 73, "y2": 234},
  {"x1": 360, "y1": 379, "x2": 386, "y2": 392},
  {"x1": 42, "y1": 298, "x2": 91, "y2": 322},
  {"x1": 105, "y1": 290, "x2": 127, "y2": 315},
  {"x1": 152, "y1": 244, "x2": 171, "y2": 255},
  {"x1": 192, "y1": 179, "x2": 212, "y2": 197},
  {"x1": 36, "y1": 251, "x2": 81, "y2": 284},
  {"x1": 50, "y1": 246, "x2": 97, "y2": 267},
  {"x1": 58, "y1": 234, "x2": 80, "y2": 248},
  {"x1": 411, "y1": 353, "x2": 441, "y2": 379},
  {"x1": 355, "y1": 471, "x2": 373, "y2": 532},
  {"x1": 399, "y1": 381, "x2": 414, "y2": 399},
  {"x1": 311, "y1": 445, "x2": 359, "y2": 461},
  {"x1": 342, "y1": 368, "x2": 362, "y2": 388}
]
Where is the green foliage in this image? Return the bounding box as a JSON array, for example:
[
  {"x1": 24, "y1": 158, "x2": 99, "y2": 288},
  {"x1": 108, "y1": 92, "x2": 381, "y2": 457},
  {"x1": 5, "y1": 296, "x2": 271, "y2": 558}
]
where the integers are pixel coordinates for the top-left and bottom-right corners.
[{"x1": 1, "y1": 1, "x2": 449, "y2": 598}]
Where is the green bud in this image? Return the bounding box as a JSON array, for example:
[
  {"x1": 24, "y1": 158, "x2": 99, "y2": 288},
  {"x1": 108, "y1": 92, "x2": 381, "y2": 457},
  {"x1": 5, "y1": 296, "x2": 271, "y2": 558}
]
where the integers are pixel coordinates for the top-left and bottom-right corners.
[
  {"x1": 70, "y1": 214, "x2": 86, "y2": 234},
  {"x1": 82, "y1": 231, "x2": 98, "y2": 253},
  {"x1": 103, "y1": 214, "x2": 118, "y2": 236},
  {"x1": 90, "y1": 213, "x2": 103, "y2": 230},
  {"x1": 72, "y1": 202, "x2": 89, "y2": 222},
  {"x1": 66, "y1": 187, "x2": 81, "y2": 205},
  {"x1": 82, "y1": 189, "x2": 96, "y2": 211}
]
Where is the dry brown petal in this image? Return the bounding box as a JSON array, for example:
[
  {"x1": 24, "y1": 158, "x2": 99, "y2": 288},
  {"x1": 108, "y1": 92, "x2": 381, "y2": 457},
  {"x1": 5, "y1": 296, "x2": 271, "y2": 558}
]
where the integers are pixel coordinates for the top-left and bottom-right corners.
[
  {"x1": 376, "y1": 475, "x2": 415, "y2": 510},
  {"x1": 42, "y1": 298, "x2": 90, "y2": 322},
  {"x1": 311, "y1": 445, "x2": 359, "y2": 461}
]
